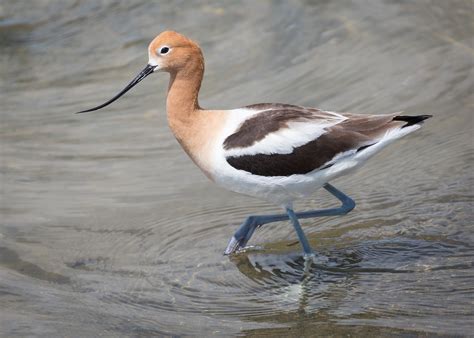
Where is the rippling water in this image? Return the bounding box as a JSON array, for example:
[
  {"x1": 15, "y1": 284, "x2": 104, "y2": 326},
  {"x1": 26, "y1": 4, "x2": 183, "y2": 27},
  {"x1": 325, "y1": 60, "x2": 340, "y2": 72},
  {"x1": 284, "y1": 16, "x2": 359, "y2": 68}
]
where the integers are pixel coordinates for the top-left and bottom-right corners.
[{"x1": 1, "y1": 0, "x2": 473, "y2": 336}]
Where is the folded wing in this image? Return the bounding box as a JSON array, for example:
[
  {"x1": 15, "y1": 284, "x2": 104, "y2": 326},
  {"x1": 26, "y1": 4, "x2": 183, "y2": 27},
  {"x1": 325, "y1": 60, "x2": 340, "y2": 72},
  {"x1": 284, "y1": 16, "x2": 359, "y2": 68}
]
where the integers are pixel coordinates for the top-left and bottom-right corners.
[{"x1": 223, "y1": 103, "x2": 429, "y2": 177}]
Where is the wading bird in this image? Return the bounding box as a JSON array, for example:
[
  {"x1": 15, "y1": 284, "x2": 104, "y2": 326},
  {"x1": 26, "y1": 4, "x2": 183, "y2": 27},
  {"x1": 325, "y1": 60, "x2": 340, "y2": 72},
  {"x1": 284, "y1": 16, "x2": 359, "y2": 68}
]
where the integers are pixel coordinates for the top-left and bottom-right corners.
[{"x1": 78, "y1": 31, "x2": 431, "y2": 257}]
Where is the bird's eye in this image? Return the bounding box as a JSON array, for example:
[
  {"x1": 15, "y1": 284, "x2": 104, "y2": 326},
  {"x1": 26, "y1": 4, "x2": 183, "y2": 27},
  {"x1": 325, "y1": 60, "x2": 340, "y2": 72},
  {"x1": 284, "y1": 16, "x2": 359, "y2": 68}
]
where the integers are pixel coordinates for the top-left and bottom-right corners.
[{"x1": 159, "y1": 46, "x2": 170, "y2": 55}]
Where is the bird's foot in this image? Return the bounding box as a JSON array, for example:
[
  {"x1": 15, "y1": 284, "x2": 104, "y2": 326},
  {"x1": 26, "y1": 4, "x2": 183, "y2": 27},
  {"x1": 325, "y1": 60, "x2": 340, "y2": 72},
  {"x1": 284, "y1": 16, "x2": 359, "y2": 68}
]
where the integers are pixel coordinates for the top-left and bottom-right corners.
[
  {"x1": 224, "y1": 235, "x2": 242, "y2": 255},
  {"x1": 224, "y1": 220, "x2": 262, "y2": 255},
  {"x1": 224, "y1": 239, "x2": 263, "y2": 255}
]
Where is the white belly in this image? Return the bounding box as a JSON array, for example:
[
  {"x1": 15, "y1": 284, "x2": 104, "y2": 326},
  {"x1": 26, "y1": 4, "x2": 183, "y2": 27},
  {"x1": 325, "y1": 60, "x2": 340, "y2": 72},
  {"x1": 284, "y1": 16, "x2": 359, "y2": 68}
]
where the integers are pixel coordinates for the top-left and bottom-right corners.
[{"x1": 211, "y1": 155, "x2": 358, "y2": 206}]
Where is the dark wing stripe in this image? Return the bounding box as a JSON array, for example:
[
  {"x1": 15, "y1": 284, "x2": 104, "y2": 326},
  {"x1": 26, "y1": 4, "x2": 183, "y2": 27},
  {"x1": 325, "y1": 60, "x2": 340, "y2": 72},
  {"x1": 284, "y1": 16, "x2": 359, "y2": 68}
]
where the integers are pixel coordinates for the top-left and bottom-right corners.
[
  {"x1": 223, "y1": 109, "x2": 319, "y2": 149},
  {"x1": 226, "y1": 128, "x2": 369, "y2": 177},
  {"x1": 224, "y1": 104, "x2": 340, "y2": 150}
]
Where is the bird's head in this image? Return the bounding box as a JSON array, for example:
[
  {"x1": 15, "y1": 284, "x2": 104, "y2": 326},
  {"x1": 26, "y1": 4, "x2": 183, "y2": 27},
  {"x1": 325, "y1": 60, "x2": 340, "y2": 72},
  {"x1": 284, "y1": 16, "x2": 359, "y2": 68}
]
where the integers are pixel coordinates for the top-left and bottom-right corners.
[
  {"x1": 77, "y1": 30, "x2": 203, "y2": 114},
  {"x1": 148, "y1": 30, "x2": 203, "y2": 74}
]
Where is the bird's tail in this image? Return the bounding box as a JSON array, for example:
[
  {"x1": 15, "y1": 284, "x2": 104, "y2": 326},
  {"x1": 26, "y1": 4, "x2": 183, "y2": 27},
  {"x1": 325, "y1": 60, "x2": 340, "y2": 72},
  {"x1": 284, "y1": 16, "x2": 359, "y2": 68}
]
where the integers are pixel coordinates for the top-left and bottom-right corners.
[{"x1": 392, "y1": 115, "x2": 432, "y2": 128}]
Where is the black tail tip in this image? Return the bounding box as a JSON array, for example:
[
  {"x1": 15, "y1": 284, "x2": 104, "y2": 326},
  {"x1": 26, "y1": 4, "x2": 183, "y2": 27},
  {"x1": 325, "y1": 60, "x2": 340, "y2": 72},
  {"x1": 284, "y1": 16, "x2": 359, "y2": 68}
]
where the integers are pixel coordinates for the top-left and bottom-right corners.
[{"x1": 393, "y1": 114, "x2": 432, "y2": 127}]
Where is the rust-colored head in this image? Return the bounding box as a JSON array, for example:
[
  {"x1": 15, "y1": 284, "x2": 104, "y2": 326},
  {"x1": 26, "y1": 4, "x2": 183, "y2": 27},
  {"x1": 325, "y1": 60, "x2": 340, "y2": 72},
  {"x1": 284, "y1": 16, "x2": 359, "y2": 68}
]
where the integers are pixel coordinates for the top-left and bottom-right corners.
[
  {"x1": 148, "y1": 31, "x2": 203, "y2": 73},
  {"x1": 77, "y1": 31, "x2": 203, "y2": 113}
]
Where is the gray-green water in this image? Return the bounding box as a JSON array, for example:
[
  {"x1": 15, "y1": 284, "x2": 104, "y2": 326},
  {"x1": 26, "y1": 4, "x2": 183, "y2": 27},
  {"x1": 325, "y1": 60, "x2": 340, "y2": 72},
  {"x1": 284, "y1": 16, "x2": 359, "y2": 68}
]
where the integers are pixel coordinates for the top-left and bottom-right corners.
[{"x1": 1, "y1": 0, "x2": 473, "y2": 336}]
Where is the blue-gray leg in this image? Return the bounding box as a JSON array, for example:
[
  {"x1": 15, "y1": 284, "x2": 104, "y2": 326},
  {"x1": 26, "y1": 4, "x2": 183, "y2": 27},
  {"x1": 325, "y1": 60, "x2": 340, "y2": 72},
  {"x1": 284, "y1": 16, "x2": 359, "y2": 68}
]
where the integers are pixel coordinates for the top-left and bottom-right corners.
[
  {"x1": 286, "y1": 207, "x2": 313, "y2": 255},
  {"x1": 224, "y1": 183, "x2": 355, "y2": 255}
]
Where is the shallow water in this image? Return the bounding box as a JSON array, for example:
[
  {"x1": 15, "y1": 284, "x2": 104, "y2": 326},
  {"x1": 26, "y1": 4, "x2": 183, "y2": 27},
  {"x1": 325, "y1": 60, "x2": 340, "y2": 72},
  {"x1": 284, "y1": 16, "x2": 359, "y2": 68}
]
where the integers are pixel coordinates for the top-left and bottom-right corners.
[{"x1": 1, "y1": 0, "x2": 473, "y2": 336}]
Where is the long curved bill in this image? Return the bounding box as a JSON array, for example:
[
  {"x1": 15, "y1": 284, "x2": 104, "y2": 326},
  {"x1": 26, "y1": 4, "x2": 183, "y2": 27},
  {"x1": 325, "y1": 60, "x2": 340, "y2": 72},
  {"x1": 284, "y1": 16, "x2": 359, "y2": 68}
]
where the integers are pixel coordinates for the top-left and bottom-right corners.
[{"x1": 76, "y1": 64, "x2": 156, "y2": 114}]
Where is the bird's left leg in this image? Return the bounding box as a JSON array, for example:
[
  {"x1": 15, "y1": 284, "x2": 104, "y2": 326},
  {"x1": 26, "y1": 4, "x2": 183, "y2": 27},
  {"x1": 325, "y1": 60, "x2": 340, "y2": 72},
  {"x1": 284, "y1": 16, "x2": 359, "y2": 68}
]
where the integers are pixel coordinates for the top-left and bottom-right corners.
[
  {"x1": 224, "y1": 183, "x2": 355, "y2": 255},
  {"x1": 224, "y1": 213, "x2": 288, "y2": 255},
  {"x1": 224, "y1": 207, "x2": 314, "y2": 256}
]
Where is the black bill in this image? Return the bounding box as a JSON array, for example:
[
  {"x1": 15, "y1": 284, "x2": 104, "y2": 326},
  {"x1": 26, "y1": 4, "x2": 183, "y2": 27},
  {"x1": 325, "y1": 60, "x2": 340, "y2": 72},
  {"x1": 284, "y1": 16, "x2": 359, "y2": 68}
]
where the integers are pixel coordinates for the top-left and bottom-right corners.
[{"x1": 76, "y1": 64, "x2": 156, "y2": 114}]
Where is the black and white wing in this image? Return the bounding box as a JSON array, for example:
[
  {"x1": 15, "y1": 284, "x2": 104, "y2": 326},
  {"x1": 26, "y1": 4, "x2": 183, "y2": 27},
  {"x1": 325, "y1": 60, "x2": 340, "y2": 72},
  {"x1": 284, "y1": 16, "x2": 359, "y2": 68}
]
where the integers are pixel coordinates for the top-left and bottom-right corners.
[{"x1": 223, "y1": 103, "x2": 430, "y2": 177}]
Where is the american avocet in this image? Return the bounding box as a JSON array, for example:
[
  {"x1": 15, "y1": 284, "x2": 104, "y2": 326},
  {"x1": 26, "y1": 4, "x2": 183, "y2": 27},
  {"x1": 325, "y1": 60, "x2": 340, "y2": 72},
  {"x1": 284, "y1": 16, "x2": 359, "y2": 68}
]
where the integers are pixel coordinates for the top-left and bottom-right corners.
[{"x1": 78, "y1": 31, "x2": 431, "y2": 257}]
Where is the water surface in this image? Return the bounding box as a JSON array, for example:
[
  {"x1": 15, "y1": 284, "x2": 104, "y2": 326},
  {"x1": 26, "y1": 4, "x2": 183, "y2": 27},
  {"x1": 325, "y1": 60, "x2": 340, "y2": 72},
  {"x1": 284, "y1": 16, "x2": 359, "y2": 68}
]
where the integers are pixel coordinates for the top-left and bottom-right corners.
[{"x1": 1, "y1": 0, "x2": 473, "y2": 336}]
